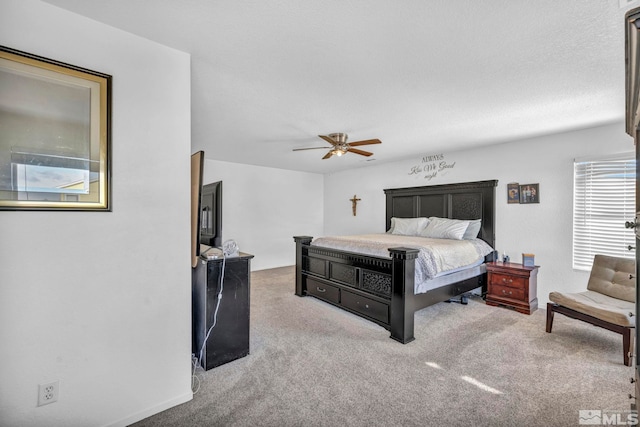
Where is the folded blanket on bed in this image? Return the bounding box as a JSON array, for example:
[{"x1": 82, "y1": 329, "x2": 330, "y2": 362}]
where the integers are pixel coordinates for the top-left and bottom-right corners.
[{"x1": 311, "y1": 233, "x2": 494, "y2": 282}]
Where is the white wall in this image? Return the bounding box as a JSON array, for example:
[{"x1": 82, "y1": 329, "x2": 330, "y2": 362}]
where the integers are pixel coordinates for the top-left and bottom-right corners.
[
  {"x1": 324, "y1": 122, "x2": 634, "y2": 307},
  {"x1": 203, "y1": 159, "x2": 324, "y2": 270},
  {"x1": 0, "y1": 1, "x2": 192, "y2": 426}
]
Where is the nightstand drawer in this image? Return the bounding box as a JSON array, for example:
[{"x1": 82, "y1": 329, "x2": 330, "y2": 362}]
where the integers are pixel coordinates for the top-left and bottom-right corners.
[
  {"x1": 306, "y1": 278, "x2": 340, "y2": 304},
  {"x1": 490, "y1": 273, "x2": 525, "y2": 289},
  {"x1": 491, "y1": 283, "x2": 525, "y2": 301}
]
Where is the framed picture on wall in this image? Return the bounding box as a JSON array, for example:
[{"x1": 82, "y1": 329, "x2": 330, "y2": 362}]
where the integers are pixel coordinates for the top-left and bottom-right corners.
[
  {"x1": 0, "y1": 46, "x2": 112, "y2": 211},
  {"x1": 519, "y1": 183, "x2": 540, "y2": 204},
  {"x1": 507, "y1": 183, "x2": 520, "y2": 204}
]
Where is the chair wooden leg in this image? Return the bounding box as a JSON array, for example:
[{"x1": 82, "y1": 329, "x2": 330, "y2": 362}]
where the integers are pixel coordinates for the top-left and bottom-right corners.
[{"x1": 546, "y1": 303, "x2": 555, "y2": 333}]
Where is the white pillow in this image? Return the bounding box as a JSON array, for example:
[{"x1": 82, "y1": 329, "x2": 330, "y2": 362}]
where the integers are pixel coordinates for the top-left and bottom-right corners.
[
  {"x1": 420, "y1": 217, "x2": 469, "y2": 240},
  {"x1": 462, "y1": 219, "x2": 482, "y2": 240},
  {"x1": 389, "y1": 217, "x2": 429, "y2": 236}
]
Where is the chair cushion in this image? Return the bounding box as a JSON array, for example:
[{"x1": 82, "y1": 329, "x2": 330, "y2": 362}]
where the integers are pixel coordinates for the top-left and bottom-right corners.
[
  {"x1": 549, "y1": 290, "x2": 635, "y2": 327},
  {"x1": 587, "y1": 255, "x2": 635, "y2": 303}
]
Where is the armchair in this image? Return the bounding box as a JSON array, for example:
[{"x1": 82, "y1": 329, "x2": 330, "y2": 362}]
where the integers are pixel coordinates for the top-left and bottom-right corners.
[{"x1": 546, "y1": 254, "x2": 635, "y2": 366}]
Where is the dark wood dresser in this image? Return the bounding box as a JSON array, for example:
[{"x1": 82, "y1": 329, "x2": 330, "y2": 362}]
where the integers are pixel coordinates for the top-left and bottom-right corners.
[
  {"x1": 192, "y1": 252, "x2": 254, "y2": 370},
  {"x1": 485, "y1": 261, "x2": 539, "y2": 314}
]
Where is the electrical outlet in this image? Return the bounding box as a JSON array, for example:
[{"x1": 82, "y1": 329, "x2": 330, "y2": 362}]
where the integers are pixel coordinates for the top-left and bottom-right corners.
[{"x1": 37, "y1": 380, "x2": 59, "y2": 406}]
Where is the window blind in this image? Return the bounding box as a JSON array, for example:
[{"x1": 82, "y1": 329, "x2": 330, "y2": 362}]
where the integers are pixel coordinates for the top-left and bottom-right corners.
[{"x1": 573, "y1": 155, "x2": 636, "y2": 270}]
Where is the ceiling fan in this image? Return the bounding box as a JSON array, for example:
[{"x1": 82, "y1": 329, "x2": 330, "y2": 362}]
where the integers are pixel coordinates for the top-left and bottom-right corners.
[{"x1": 293, "y1": 133, "x2": 382, "y2": 159}]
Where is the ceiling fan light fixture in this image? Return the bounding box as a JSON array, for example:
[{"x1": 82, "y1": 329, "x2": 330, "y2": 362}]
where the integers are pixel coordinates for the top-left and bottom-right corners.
[{"x1": 293, "y1": 133, "x2": 381, "y2": 160}]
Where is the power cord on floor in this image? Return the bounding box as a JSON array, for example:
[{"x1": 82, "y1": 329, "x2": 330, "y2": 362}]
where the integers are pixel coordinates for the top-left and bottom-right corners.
[{"x1": 191, "y1": 354, "x2": 203, "y2": 394}]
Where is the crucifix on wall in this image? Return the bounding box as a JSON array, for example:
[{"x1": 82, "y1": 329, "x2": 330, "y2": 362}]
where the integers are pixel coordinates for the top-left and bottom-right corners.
[{"x1": 349, "y1": 194, "x2": 361, "y2": 216}]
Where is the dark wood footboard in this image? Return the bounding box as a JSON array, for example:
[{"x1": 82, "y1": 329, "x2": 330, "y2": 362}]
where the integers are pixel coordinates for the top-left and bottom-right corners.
[
  {"x1": 294, "y1": 236, "x2": 422, "y2": 342},
  {"x1": 294, "y1": 236, "x2": 487, "y2": 342}
]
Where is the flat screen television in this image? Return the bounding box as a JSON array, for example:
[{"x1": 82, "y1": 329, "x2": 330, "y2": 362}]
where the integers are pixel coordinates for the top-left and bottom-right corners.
[{"x1": 200, "y1": 181, "x2": 222, "y2": 248}]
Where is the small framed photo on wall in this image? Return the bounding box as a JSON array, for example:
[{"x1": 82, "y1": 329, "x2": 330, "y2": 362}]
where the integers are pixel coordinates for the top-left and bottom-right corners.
[
  {"x1": 519, "y1": 183, "x2": 539, "y2": 204},
  {"x1": 507, "y1": 183, "x2": 520, "y2": 204}
]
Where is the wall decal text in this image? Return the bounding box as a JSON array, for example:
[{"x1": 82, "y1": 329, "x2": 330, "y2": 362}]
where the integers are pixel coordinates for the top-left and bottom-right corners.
[{"x1": 408, "y1": 153, "x2": 456, "y2": 180}]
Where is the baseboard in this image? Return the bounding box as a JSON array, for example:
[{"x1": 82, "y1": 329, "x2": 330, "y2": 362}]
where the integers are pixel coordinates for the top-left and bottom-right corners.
[{"x1": 102, "y1": 391, "x2": 193, "y2": 427}]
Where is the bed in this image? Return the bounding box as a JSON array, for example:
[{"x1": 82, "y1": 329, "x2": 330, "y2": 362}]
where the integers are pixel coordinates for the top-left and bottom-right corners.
[{"x1": 294, "y1": 179, "x2": 498, "y2": 343}]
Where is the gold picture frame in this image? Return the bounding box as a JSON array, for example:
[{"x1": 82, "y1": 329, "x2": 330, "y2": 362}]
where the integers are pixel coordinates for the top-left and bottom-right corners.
[{"x1": 0, "y1": 46, "x2": 111, "y2": 211}]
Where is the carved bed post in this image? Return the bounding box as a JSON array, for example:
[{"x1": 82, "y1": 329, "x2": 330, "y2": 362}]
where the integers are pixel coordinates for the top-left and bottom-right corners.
[
  {"x1": 389, "y1": 247, "x2": 419, "y2": 344},
  {"x1": 293, "y1": 236, "x2": 313, "y2": 296}
]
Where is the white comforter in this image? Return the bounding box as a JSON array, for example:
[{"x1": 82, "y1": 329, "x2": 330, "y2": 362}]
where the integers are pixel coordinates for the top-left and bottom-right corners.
[{"x1": 311, "y1": 233, "x2": 494, "y2": 283}]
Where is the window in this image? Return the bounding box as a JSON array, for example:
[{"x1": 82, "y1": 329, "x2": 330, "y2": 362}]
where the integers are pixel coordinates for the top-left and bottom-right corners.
[{"x1": 573, "y1": 154, "x2": 636, "y2": 270}]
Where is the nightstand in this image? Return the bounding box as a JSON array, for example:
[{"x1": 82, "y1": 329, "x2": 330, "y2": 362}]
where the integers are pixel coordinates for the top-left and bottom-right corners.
[{"x1": 485, "y1": 261, "x2": 539, "y2": 314}]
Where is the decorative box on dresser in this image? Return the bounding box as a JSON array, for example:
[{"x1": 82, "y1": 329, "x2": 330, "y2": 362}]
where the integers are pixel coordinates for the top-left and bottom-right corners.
[{"x1": 485, "y1": 261, "x2": 539, "y2": 314}]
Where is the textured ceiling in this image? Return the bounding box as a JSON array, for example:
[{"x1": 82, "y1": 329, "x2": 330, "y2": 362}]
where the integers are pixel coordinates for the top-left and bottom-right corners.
[{"x1": 44, "y1": 0, "x2": 634, "y2": 174}]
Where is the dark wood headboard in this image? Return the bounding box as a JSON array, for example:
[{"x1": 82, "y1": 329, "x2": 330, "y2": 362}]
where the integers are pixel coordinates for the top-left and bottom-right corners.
[{"x1": 383, "y1": 180, "x2": 498, "y2": 249}]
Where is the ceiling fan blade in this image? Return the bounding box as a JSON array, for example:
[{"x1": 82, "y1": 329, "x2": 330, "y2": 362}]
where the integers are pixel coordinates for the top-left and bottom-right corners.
[
  {"x1": 348, "y1": 138, "x2": 382, "y2": 146},
  {"x1": 347, "y1": 148, "x2": 373, "y2": 157},
  {"x1": 292, "y1": 147, "x2": 330, "y2": 151},
  {"x1": 318, "y1": 135, "x2": 338, "y2": 146},
  {"x1": 322, "y1": 151, "x2": 333, "y2": 159}
]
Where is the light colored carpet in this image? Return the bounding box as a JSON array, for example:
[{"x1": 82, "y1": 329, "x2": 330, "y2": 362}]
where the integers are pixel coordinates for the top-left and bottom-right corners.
[{"x1": 133, "y1": 266, "x2": 634, "y2": 426}]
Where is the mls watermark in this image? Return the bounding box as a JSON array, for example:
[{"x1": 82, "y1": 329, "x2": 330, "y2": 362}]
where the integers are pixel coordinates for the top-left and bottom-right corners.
[{"x1": 579, "y1": 410, "x2": 638, "y2": 425}]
